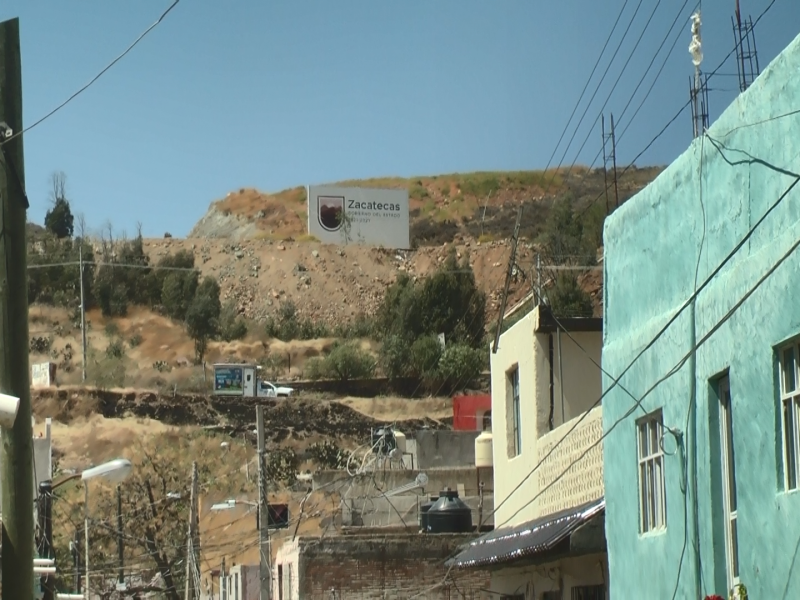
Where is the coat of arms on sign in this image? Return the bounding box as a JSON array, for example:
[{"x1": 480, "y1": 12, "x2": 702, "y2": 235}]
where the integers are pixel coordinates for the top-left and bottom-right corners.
[{"x1": 317, "y1": 195, "x2": 345, "y2": 231}]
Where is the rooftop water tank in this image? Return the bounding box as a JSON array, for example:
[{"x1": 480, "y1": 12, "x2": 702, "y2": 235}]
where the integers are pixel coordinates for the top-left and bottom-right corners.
[
  {"x1": 475, "y1": 430, "x2": 493, "y2": 468},
  {"x1": 419, "y1": 496, "x2": 438, "y2": 532},
  {"x1": 426, "y1": 489, "x2": 473, "y2": 534}
]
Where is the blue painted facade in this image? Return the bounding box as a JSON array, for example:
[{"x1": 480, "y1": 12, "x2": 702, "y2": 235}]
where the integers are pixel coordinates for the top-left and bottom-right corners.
[{"x1": 602, "y1": 32, "x2": 800, "y2": 599}]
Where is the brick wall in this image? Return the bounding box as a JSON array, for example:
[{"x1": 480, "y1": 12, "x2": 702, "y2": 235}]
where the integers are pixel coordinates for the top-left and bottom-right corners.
[{"x1": 274, "y1": 534, "x2": 489, "y2": 600}]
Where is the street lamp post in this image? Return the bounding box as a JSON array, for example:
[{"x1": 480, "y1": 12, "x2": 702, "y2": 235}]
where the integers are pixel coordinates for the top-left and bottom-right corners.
[{"x1": 81, "y1": 459, "x2": 133, "y2": 600}]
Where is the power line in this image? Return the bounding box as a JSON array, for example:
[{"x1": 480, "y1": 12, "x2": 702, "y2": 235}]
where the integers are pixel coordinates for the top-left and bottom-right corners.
[
  {"x1": 1, "y1": 0, "x2": 180, "y2": 146},
  {"x1": 539, "y1": 0, "x2": 635, "y2": 175},
  {"x1": 578, "y1": 0, "x2": 782, "y2": 217},
  {"x1": 486, "y1": 153, "x2": 800, "y2": 526},
  {"x1": 498, "y1": 226, "x2": 800, "y2": 530}
]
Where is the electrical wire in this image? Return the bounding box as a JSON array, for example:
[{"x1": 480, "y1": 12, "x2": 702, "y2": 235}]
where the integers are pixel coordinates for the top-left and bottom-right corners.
[
  {"x1": 497, "y1": 228, "x2": 800, "y2": 530},
  {"x1": 1, "y1": 0, "x2": 181, "y2": 147},
  {"x1": 485, "y1": 150, "x2": 800, "y2": 527},
  {"x1": 577, "y1": 0, "x2": 782, "y2": 218}
]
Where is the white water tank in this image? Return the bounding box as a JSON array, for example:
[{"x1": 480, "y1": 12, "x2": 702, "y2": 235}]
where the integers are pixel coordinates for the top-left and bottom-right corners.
[
  {"x1": 393, "y1": 431, "x2": 407, "y2": 454},
  {"x1": 475, "y1": 431, "x2": 493, "y2": 468}
]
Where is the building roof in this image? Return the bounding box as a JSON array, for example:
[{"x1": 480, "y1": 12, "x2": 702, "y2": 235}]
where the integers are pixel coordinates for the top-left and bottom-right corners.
[{"x1": 446, "y1": 497, "x2": 605, "y2": 569}]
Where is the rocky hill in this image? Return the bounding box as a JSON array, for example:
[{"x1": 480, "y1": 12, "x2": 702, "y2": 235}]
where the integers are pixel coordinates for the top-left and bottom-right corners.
[{"x1": 189, "y1": 166, "x2": 664, "y2": 244}]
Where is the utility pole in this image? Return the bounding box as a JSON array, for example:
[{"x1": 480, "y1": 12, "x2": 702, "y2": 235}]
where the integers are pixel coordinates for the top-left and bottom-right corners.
[
  {"x1": 257, "y1": 406, "x2": 272, "y2": 600},
  {"x1": 610, "y1": 113, "x2": 619, "y2": 210},
  {"x1": 221, "y1": 557, "x2": 226, "y2": 600},
  {"x1": 79, "y1": 243, "x2": 87, "y2": 382},
  {"x1": 0, "y1": 17, "x2": 35, "y2": 600},
  {"x1": 39, "y1": 481, "x2": 55, "y2": 600},
  {"x1": 117, "y1": 485, "x2": 125, "y2": 594},
  {"x1": 492, "y1": 204, "x2": 523, "y2": 353},
  {"x1": 73, "y1": 528, "x2": 82, "y2": 594},
  {"x1": 185, "y1": 461, "x2": 199, "y2": 600}
]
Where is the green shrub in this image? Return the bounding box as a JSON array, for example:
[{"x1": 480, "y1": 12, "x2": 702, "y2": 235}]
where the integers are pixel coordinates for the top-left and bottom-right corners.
[
  {"x1": 435, "y1": 343, "x2": 485, "y2": 393},
  {"x1": 325, "y1": 342, "x2": 376, "y2": 381},
  {"x1": 219, "y1": 301, "x2": 248, "y2": 342},
  {"x1": 105, "y1": 339, "x2": 125, "y2": 359},
  {"x1": 128, "y1": 333, "x2": 143, "y2": 348},
  {"x1": 379, "y1": 334, "x2": 412, "y2": 380},
  {"x1": 303, "y1": 357, "x2": 329, "y2": 381},
  {"x1": 410, "y1": 334, "x2": 443, "y2": 379},
  {"x1": 104, "y1": 322, "x2": 119, "y2": 338}
]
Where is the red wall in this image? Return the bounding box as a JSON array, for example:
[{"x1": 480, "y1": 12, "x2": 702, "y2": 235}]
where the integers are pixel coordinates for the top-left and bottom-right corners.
[{"x1": 452, "y1": 394, "x2": 491, "y2": 431}]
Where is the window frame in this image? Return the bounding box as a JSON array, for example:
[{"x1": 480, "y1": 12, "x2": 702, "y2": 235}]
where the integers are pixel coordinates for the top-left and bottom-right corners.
[
  {"x1": 718, "y1": 375, "x2": 740, "y2": 588},
  {"x1": 636, "y1": 410, "x2": 666, "y2": 533},
  {"x1": 508, "y1": 366, "x2": 522, "y2": 456},
  {"x1": 570, "y1": 585, "x2": 605, "y2": 600},
  {"x1": 779, "y1": 341, "x2": 800, "y2": 491}
]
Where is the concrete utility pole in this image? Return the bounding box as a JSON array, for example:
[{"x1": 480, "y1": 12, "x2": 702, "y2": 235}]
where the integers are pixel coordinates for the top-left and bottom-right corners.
[
  {"x1": 185, "y1": 461, "x2": 199, "y2": 600},
  {"x1": 79, "y1": 243, "x2": 87, "y2": 382},
  {"x1": 0, "y1": 16, "x2": 35, "y2": 600},
  {"x1": 256, "y1": 406, "x2": 272, "y2": 600}
]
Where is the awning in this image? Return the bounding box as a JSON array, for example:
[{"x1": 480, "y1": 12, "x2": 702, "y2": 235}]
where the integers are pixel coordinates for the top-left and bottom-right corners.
[{"x1": 447, "y1": 497, "x2": 605, "y2": 569}]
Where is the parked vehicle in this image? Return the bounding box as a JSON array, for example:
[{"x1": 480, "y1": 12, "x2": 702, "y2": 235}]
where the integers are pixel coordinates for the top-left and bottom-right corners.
[{"x1": 257, "y1": 380, "x2": 295, "y2": 398}]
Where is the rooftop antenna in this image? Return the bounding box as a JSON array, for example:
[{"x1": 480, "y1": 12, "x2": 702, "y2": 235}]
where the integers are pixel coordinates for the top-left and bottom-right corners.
[
  {"x1": 689, "y1": 12, "x2": 709, "y2": 138},
  {"x1": 732, "y1": 0, "x2": 760, "y2": 92}
]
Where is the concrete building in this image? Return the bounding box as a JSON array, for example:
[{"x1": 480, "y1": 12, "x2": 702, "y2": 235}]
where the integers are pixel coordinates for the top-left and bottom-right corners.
[
  {"x1": 448, "y1": 305, "x2": 607, "y2": 597},
  {"x1": 602, "y1": 32, "x2": 800, "y2": 600},
  {"x1": 273, "y1": 534, "x2": 488, "y2": 599}
]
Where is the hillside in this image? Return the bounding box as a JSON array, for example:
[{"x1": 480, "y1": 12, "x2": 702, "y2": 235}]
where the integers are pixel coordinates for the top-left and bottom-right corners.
[{"x1": 189, "y1": 166, "x2": 664, "y2": 243}]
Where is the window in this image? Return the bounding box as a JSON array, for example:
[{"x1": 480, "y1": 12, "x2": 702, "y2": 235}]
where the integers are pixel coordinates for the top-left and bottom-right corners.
[
  {"x1": 780, "y1": 342, "x2": 800, "y2": 490},
  {"x1": 542, "y1": 592, "x2": 562, "y2": 600},
  {"x1": 719, "y1": 376, "x2": 739, "y2": 586},
  {"x1": 277, "y1": 565, "x2": 283, "y2": 600},
  {"x1": 500, "y1": 596, "x2": 525, "y2": 600},
  {"x1": 508, "y1": 367, "x2": 521, "y2": 456},
  {"x1": 571, "y1": 585, "x2": 605, "y2": 600},
  {"x1": 482, "y1": 410, "x2": 492, "y2": 432},
  {"x1": 637, "y1": 410, "x2": 666, "y2": 532}
]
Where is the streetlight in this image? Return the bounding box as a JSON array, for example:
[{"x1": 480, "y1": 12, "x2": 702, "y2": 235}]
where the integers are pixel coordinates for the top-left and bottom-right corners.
[{"x1": 81, "y1": 459, "x2": 133, "y2": 600}]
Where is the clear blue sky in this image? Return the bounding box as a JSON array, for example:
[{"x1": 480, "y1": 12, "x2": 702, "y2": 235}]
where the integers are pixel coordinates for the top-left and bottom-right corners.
[{"x1": 1, "y1": 0, "x2": 797, "y2": 237}]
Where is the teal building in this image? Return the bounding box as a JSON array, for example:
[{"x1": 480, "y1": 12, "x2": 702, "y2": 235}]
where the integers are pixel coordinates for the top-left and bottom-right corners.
[{"x1": 602, "y1": 33, "x2": 800, "y2": 599}]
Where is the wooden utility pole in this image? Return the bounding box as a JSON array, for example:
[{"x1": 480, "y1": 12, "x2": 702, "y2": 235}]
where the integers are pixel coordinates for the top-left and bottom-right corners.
[
  {"x1": 257, "y1": 406, "x2": 271, "y2": 600},
  {"x1": 185, "y1": 461, "x2": 199, "y2": 600},
  {"x1": 117, "y1": 485, "x2": 125, "y2": 594},
  {"x1": 0, "y1": 17, "x2": 35, "y2": 600},
  {"x1": 80, "y1": 243, "x2": 87, "y2": 382}
]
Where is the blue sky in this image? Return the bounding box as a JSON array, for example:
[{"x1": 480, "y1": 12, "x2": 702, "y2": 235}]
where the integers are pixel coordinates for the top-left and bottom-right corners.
[{"x1": 1, "y1": 0, "x2": 797, "y2": 237}]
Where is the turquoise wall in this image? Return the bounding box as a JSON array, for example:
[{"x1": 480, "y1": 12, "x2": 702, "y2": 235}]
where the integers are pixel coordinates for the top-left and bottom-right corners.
[{"x1": 602, "y1": 31, "x2": 800, "y2": 599}]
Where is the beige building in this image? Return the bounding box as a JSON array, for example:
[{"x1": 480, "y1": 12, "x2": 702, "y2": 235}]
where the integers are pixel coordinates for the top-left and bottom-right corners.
[{"x1": 449, "y1": 304, "x2": 608, "y2": 599}]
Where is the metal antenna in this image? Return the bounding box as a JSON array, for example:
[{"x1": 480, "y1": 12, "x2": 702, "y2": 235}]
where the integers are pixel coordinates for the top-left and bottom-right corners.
[{"x1": 732, "y1": 1, "x2": 760, "y2": 92}]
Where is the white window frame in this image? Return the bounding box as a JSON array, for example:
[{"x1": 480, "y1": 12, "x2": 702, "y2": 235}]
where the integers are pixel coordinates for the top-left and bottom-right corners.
[
  {"x1": 719, "y1": 376, "x2": 739, "y2": 589},
  {"x1": 508, "y1": 367, "x2": 521, "y2": 456},
  {"x1": 636, "y1": 410, "x2": 666, "y2": 533},
  {"x1": 779, "y1": 342, "x2": 800, "y2": 491}
]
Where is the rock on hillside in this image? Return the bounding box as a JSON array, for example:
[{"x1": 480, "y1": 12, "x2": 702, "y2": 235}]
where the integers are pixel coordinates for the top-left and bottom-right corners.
[{"x1": 189, "y1": 167, "x2": 664, "y2": 245}]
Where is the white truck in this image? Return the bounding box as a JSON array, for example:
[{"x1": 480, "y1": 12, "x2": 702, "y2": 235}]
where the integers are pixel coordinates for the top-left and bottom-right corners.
[{"x1": 213, "y1": 363, "x2": 295, "y2": 398}]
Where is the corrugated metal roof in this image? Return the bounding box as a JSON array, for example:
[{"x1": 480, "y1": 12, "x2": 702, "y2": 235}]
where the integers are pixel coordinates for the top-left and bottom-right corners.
[{"x1": 447, "y1": 498, "x2": 605, "y2": 569}]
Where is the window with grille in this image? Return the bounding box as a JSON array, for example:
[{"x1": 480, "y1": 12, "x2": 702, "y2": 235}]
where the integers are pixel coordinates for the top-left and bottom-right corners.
[
  {"x1": 637, "y1": 410, "x2": 666, "y2": 532},
  {"x1": 571, "y1": 584, "x2": 605, "y2": 600},
  {"x1": 507, "y1": 366, "x2": 521, "y2": 457},
  {"x1": 779, "y1": 342, "x2": 800, "y2": 490}
]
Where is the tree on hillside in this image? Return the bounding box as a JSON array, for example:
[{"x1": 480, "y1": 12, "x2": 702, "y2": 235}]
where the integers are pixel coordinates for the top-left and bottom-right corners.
[
  {"x1": 186, "y1": 276, "x2": 221, "y2": 362},
  {"x1": 547, "y1": 272, "x2": 594, "y2": 317},
  {"x1": 375, "y1": 250, "x2": 486, "y2": 349},
  {"x1": 44, "y1": 171, "x2": 74, "y2": 238}
]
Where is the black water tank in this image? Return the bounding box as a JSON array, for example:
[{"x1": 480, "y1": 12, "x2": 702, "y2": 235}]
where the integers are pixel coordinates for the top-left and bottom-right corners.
[
  {"x1": 426, "y1": 489, "x2": 473, "y2": 533},
  {"x1": 419, "y1": 496, "x2": 438, "y2": 532}
]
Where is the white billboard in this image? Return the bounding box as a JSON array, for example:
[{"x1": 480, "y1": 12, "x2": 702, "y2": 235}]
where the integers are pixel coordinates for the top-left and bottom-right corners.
[{"x1": 307, "y1": 185, "x2": 410, "y2": 249}]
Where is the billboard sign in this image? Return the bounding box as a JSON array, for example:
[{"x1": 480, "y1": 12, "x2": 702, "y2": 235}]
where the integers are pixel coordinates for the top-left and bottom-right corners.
[
  {"x1": 307, "y1": 185, "x2": 410, "y2": 249},
  {"x1": 214, "y1": 365, "x2": 243, "y2": 396}
]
